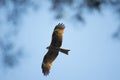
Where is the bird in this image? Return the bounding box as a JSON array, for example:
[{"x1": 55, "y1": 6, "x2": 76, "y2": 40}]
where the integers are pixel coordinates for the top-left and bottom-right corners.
[{"x1": 41, "y1": 23, "x2": 70, "y2": 76}]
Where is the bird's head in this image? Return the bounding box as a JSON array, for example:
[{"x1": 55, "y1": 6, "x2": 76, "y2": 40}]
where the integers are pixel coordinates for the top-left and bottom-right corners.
[{"x1": 54, "y1": 23, "x2": 65, "y2": 35}]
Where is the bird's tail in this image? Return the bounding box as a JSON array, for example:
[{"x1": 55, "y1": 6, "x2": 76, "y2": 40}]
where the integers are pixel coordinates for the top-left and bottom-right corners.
[
  {"x1": 46, "y1": 46, "x2": 70, "y2": 55},
  {"x1": 59, "y1": 48, "x2": 70, "y2": 55},
  {"x1": 41, "y1": 62, "x2": 52, "y2": 76}
]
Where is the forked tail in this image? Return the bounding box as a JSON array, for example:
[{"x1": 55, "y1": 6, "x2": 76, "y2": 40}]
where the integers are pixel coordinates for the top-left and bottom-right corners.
[{"x1": 59, "y1": 48, "x2": 70, "y2": 55}]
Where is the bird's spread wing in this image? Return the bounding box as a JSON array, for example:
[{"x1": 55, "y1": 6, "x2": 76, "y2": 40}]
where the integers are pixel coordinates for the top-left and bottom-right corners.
[{"x1": 41, "y1": 48, "x2": 59, "y2": 76}]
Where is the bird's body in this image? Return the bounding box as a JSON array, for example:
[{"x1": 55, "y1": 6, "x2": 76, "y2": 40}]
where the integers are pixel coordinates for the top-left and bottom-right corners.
[{"x1": 41, "y1": 23, "x2": 70, "y2": 76}]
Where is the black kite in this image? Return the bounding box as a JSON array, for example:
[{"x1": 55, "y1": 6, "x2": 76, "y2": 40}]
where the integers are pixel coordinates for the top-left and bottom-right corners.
[{"x1": 41, "y1": 23, "x2": 70, "y2": 76}]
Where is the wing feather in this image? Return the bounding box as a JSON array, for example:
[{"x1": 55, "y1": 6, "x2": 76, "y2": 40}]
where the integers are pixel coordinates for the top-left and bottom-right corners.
[{"x1": 41, "y1": 49, "x2": 59, "y2": 76}]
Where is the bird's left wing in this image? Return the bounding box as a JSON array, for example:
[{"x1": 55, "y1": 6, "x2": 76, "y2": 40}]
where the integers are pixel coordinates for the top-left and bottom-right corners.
[{"x1": 41, "y1": 48, "x2": 59, "y2": 76}]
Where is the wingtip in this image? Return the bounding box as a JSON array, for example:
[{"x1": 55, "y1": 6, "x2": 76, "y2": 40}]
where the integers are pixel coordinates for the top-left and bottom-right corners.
[
  {"x1": 56, "y1": 23, "x2": 65, "y2": 29},
  {"x1": 42, "y1": 67, "x2": 50, "y2": 76},
  {"x1": 43, "y1": 71, "x2": 50, "y2": 76},
  {"x1": 41, "y1": 62, "x2": 51, "y2": 76}
]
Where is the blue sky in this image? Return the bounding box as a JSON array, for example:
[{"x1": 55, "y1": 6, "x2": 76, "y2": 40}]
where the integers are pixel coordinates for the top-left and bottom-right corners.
[{"x1": 1, "y1": 1, "x2": 120, "y2": 80}]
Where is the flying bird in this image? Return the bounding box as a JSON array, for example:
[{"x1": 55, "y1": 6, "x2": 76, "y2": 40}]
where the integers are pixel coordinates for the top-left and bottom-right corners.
[{"x1": 41, "y1": 23, "x2": 70, "y2": 76}]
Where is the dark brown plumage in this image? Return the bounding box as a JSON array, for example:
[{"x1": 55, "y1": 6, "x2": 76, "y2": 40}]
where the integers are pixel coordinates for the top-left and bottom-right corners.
[{"x1": 41, "y1": 23, "x2": 70, "y2": 76}]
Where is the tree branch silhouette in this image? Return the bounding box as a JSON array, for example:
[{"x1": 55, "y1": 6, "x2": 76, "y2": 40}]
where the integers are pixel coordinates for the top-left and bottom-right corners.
[{"x1": 0, "y1": 0, "x2": 120, "y2": 68}]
